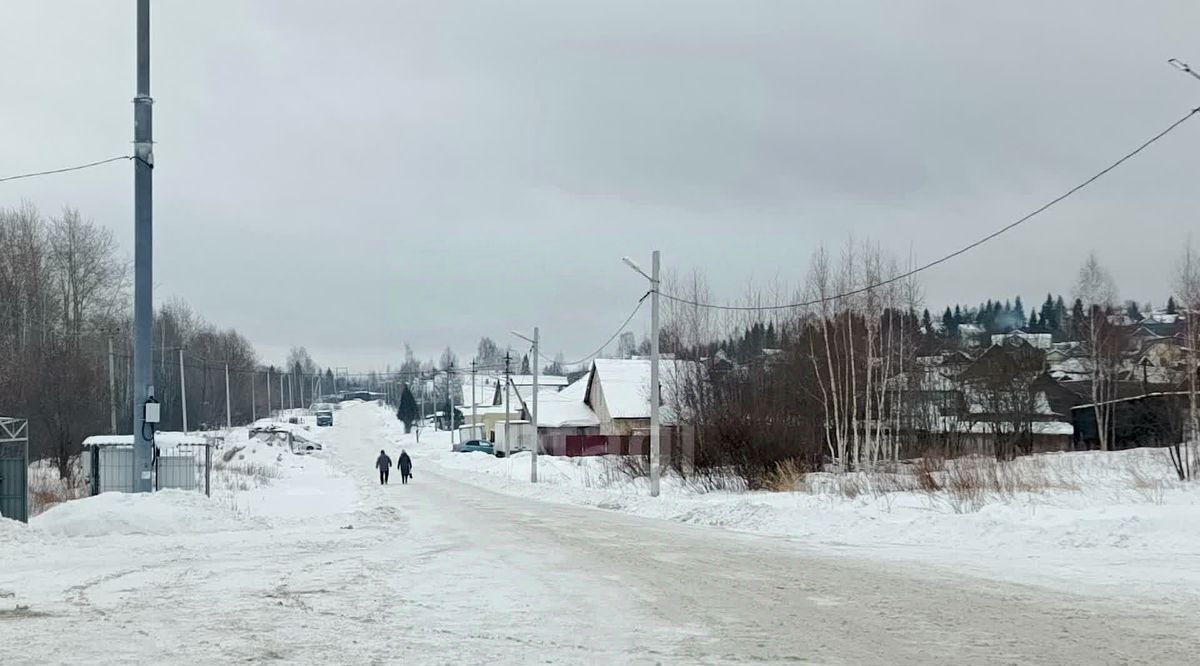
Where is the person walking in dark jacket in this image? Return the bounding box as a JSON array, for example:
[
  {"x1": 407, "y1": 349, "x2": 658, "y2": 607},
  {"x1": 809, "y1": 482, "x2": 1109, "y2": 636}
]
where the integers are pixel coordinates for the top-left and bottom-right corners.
[
  {"x1": 398, "y1": 450, "x2": 412, "y2": 484},
  {"x1": 376, "y1": 450, "x2": 392, "y2": 485}
]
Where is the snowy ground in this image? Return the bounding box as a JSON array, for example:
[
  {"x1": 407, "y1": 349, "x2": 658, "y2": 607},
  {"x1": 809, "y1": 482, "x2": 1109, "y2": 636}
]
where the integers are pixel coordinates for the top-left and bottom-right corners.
[
  {"x1": 404, "y1": 424, "x2": 1200, "y2": 605},
  {"x1": 3, "y1": 402, "x2": 1200, "y2": 664}
]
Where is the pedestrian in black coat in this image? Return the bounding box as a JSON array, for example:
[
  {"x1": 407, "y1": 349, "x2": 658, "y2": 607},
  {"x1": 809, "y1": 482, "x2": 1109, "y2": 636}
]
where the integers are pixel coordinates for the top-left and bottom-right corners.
[
  {"x1": 398, "y1": 450, "x2": 412, "y2": 484},
  {"x1": 376, "y1": 450, "x2": 392, "y2": 485}
]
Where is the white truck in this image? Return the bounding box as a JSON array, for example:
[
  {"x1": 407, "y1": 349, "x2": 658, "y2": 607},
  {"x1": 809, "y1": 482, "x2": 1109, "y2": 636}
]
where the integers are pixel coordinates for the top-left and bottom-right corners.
[{"x1": 493, "y1": 420, "x2": 536, "y2": 457}]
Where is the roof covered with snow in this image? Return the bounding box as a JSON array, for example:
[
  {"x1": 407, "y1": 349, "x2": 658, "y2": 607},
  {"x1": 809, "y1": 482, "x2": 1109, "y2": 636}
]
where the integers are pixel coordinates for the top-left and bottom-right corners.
[
  {"x1": 584, "y1": 359, "x2": 696, "y2": 421},
  {"x1": 533, "y1": 388, "x2": 600, "y2": 428},
  {"x1": 506, "y1": 374, "x2": 569, "y2": 388},
  {"x1": 587, "y1": 359, "x2": 653, "y2": 419},
  {"x1": 83, "y1": 432, "x2": 212, "y2": 447},
  {"x1": 461, "y1": 376, "x2": 500, "y2": 407}
]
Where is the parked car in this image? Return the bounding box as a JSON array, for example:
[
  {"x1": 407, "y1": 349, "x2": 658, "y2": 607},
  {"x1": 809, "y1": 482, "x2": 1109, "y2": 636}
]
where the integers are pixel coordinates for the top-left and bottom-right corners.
[
  {"x1": 451, "y1": 440, "x2": 495, "y2": 455},
  {"x1": 291, "y1": 437, "x2": 323, "y2": 455},
  {"x1": 315, "y1": 410, "x2": 334, "y2": 427}
]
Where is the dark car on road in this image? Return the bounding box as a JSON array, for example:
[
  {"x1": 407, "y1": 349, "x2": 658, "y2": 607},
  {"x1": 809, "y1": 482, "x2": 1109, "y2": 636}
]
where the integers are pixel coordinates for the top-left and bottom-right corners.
[
  {"x1": 451, "y1": 440, "x2": 495, "y2": 455},
  {"x1": 315, "y1": 409, "x2": 334, "y2": 427}
]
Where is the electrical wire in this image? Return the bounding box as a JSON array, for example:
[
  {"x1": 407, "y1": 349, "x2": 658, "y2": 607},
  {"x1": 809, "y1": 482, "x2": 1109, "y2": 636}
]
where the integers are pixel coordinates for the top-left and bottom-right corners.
[
  {"x1": 656, "y1": 105, "x2": 1200, "y2": 312},
  {"x1": 0, "y1": 156, "x2": 132, "y2": 184},
  {"x1": 535, "y1": 291, "x2": 652, "y2": 368}
]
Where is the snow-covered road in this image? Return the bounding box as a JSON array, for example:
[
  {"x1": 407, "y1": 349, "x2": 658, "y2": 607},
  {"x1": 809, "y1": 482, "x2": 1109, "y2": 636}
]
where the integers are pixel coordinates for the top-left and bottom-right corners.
[{"x1": 5, "y1": 402, "x2": 1200, "y2": 664}]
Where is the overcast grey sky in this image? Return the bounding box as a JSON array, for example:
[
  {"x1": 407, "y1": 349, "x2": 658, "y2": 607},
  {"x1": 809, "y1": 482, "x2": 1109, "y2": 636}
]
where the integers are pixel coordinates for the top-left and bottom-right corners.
[{"x1": 2, "y1": 2, "x2": 1198, "y2": 371}]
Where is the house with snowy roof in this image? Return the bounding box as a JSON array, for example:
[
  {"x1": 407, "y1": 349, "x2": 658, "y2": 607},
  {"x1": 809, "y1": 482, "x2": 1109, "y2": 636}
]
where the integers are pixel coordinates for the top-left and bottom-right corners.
[
  {"x1": 581, "y1": 358, "x2": 696, "y2": 436},
  {"x1": 489, "y1": 374, "x2": 568, "y2": 407}
]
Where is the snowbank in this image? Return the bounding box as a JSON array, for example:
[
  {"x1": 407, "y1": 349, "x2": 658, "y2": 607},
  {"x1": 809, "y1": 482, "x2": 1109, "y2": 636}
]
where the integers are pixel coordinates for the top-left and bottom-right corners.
[
  {"x1": 210, "y1": 424, "x2": 355, "y2": 520},
  {"x1": 0, "y1": 516, "x2": 38, "y2": 545},
  {"x1": 32, "y1": 489, "x2": 250, "y2": 537}
]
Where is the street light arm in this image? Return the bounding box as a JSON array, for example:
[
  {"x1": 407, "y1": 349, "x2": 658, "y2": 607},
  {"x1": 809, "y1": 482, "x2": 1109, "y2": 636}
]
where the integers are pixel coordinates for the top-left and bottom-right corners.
[
  {"x1": 1168, "y1": 57, "x2": 1200, "y2": 82},
  {"x1": 622, "y1": 256, "x2": 652, "y2": 281},
  {"x1": 511, "y1": 330, "x2": 534, "y2": 344}
]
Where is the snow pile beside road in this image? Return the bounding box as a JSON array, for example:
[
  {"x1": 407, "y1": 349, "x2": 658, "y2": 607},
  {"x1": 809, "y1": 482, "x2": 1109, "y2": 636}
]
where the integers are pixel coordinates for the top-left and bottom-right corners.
[
  {"x1": 212, "y1": 425, "x2": 355, "y2": 521},
  {"x1": 0, "y1": 516, "x2": 38, "y2": 545},
  {"x1": 32, "y1": 489, "x2": 248, "y2": 537}
]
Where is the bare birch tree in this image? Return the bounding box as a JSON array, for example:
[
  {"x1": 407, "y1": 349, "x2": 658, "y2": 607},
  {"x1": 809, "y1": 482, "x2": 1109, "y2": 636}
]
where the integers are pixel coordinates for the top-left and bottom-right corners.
[
  {"x1": 1172, "y1": 240, "x2": 1200, "y2": 480},
  {"x1": 1073, "y1": 252, "x2": 1119, "y2": 451}
]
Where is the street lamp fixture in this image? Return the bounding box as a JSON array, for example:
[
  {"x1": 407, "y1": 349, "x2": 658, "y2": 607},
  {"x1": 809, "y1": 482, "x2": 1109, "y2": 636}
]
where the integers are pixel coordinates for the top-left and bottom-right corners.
[{"x1": 1168, "y1": 58, "x2": 1200, "y2": 83}]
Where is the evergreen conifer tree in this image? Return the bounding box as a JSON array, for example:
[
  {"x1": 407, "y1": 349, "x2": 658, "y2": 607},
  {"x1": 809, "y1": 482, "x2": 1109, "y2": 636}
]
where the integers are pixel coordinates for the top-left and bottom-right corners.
[
  {"x1": 397, "y1": 384, "x2": 418, "y2": 433},
  {"x1": 1125, "y1": 301, "x2": 1143, "y2": 322}
]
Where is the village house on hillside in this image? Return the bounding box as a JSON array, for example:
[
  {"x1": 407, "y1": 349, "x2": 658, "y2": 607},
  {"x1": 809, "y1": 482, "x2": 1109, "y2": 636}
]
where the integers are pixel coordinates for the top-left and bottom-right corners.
[
  {"x1": 584, "y1": 359, "x2": 656, "y2": 436},
  {"x1": 581, "y1": 358, "x2": 696, "y2": 436}
]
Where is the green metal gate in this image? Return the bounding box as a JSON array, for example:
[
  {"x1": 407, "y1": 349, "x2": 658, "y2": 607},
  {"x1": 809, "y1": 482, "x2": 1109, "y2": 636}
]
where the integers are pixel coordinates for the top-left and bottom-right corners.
[{"x1": 0, "y1": 417, "x2": 29, "y2": 522}]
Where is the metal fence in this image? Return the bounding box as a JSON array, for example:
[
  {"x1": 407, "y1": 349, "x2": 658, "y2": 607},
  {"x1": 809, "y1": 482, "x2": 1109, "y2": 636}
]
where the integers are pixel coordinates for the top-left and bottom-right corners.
[
  {"x1": 82, "y1": 438, "x2": 216, "y2": 497},
  {"x1": 0, "y1": 417, "x2": 29, "y2": 522},
  {"x1": 543, "y1": 429, "x2": 696, "y2": 466}
]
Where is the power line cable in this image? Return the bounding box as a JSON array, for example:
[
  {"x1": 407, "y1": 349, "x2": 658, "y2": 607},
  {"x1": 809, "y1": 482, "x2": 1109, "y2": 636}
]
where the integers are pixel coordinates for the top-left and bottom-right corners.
[
  {"x1": 0, "y1": 156, "x2": 132, "y2": 184},
  {"x1": 657, "y1": 106, "x2": 1200, "y2": 312},
  {"x1": 536, "y1": 291, "x2": 652, "y2": 368}
]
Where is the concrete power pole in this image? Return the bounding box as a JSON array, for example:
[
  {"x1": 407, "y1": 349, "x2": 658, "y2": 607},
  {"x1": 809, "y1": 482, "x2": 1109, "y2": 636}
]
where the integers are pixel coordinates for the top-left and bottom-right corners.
[
  {"x1": 471, "y1": 360, "x2": 478, "y2": 439},
  {"x1": 108, "y1": 336, "x2": 117, "y2": 434},
  {"x1": 251, "y1": 369, "x2": 257, "y2": 423},
  {"x1": 278, "y1": 372, "x2": 284, "y2": 419},
  {"x1": 266, "y1": 369, "x2": 272, "y2": 419},
  {"x1": 131, "y1": 0, "x2": 155, "y2": 492},
  {"x1": 532, "y1": 327, "x2": 540, "y2": 483},
  {"x1": 446, "y1": 364, "x2": 454, "y2": 444},
  {"x1": 622, "y1": 250, "x2": 661, "y2": 496},
  {"x1": 224, "y1": 362, "x2": 232, "y2": 429},
  {"x1": 512, "y1": 329, "x2": 540, "y2": 482},
  {"x1": 178, "y1": 348, "x2": 188, "y2": 435},
  {"x1": 504, "y1": 353, "x2": 511, "y2": 457},
  {"x1": 649, "y1": 250, "x2": 661, "y2": 497}
]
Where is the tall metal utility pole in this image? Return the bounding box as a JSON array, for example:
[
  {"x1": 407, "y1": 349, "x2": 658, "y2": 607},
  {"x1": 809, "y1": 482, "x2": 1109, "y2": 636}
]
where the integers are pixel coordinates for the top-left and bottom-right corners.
[
  {"x1": 512, "y1": 328, "x2": 540, "y2": 482},
  {"x1": 649, "y1": 251, "x2": 661, "y2": 497},
  {"x1": 130, "y1": 0, "x2": 155, "y2": 492},
  {"x1": 532, "y1": 328, "x2": 540, "y2": 482},
  {"x1": 108, "y1": 336, "x2": 117, "y2": 434},
  {"x1": 504, "y1": 352, "x2": 511, "y2": 457},
  {"x1": 224, "y1": 362, "x2": 232, "y2": 429},
  {"x1": 250, "y1": 369, "x2": 257, "y2": 423},
  {"x1": 446, "y1": 364, "x2": 454, "y2": 443},
  {"x1": 179, "y1": 349, "x2": 189, "y2": 434},
  {"x1": 471, "y1": 359, "x2": 478, "y2": 439},
  {"x1": 623, "y1": 250, "x2": 661, "y2": 496},
  {"x1": 266, "y1": 369, "x2": 271, "y2": 418}
]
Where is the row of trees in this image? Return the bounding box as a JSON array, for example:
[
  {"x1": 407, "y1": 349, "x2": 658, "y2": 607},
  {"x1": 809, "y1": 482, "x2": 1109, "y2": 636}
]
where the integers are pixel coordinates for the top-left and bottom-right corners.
[
  {"x1": 931, "y1": 293, "x2": 1176, "y2": 344},
  {"x1": 660, "y1": 240, "x2": 1200, "y2": 488},
  {"x1": 0, "y1": 203, "x2": 335, "y2": 477}
]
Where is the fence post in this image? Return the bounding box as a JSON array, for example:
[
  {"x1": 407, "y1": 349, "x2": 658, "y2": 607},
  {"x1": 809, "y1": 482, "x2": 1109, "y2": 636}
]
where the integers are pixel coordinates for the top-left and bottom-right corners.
[
  {"x1": 91, "y1": 446, "x2": 100, "y2": 496},
  {"x1": 205, "y1": 442, "x2": 212, "y2": 498}
]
